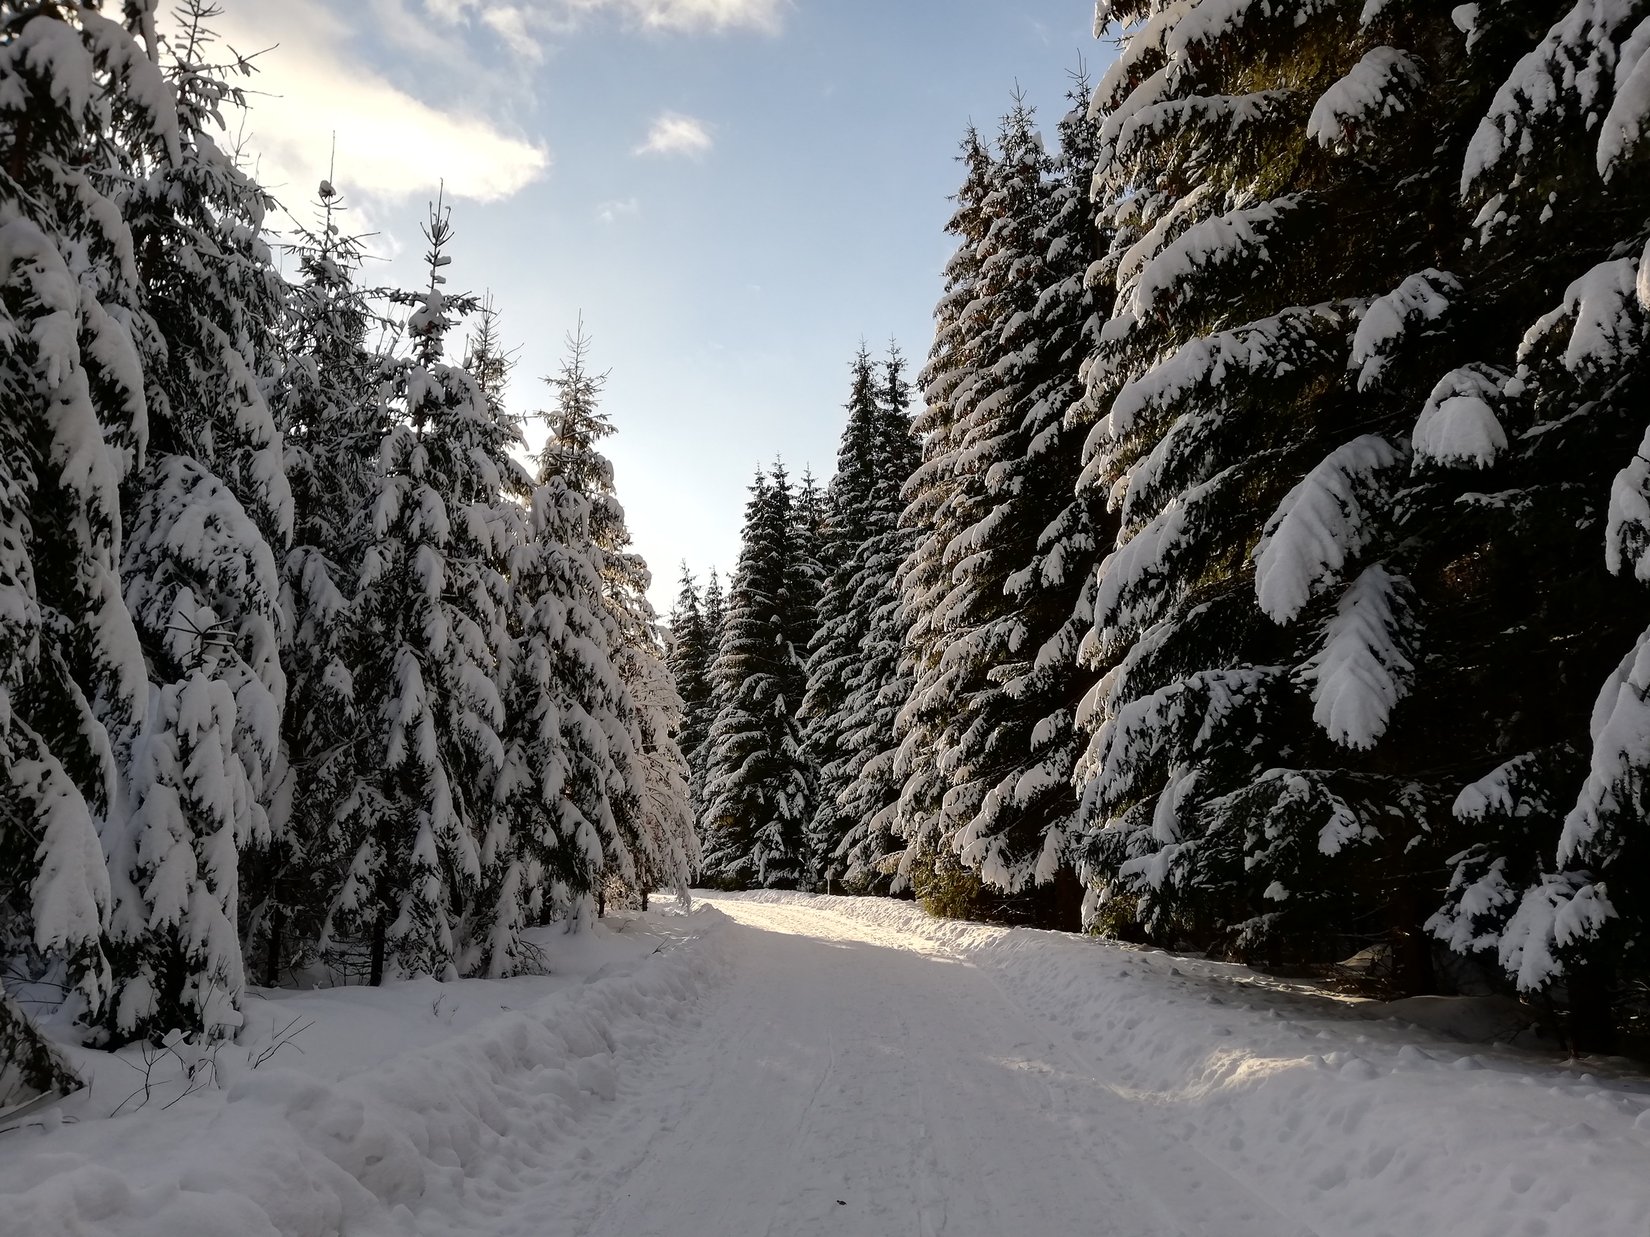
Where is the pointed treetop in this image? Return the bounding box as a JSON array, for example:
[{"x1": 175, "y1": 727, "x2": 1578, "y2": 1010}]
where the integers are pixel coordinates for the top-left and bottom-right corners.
[
  {"x1": 537, "y1": 315, "x2": 616, "y2": 492},
  {"x1": 464, "y1": 292, "x2": 517, "y2": 409},
  {"x1": 398, "y1": 187, "x2": 478, "y2": 366}
]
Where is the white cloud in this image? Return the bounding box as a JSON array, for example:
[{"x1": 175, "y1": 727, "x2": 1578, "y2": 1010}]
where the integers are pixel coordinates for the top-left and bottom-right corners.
[
  {"x1": 211, "y1": 0, "x2": 548, "y2": 209},
  {"x1": 588, "y1": 0, "x2": 786, "y2": 31},
  {"x1": 598, "y1": 197, "x2": 642, "y2": 223},
  {"x1": 482, "y1": 5, "x2": 547, "y2": 60},
  {"x1": 636, "y1": 112, "x2": 713, "y2": 157},
  {"x1": 420, "y1": 0, "x2": 785, "y2": 44}
]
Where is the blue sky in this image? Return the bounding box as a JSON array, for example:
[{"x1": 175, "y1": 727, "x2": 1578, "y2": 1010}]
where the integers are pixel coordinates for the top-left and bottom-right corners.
[{"x1": 214, "y1": 0, "x2": 1109, "y2": 610}]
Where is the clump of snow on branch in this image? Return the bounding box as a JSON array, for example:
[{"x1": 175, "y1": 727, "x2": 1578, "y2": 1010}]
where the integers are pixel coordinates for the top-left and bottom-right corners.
[
  {"x1": 1125, "y1": 197, "x2": 1304, "y2": 320},
  {"x1": 1518, "y1": 255, "x2": 1643, "y2": 377},
  {"x1": 1596, "y1": 15, "x2": 1650, "y2": 175},
  {"x1": 1254, "y1": 435, "x2": 1406, "y2": 623},
  {"x1": 1350, "y1": 269, "x2": 1460, "y2": 391},
  {"x1": 1307, "y1": 47, "x2": 1423, "y2": 151},
  {"x1": 1558, "y1": 624, "x2": 1650, "y2": 870},
  {"x1": 1305, "y1": 565, "x2": 1416, "y2": 750},
  {"x1": 1412, "y1": 365, "x2": 1509, "y2": 469},
  {"x1": 1606, "y1": 424, "x2": 1650, "y2": 580},
  {"x1": 1462, "y1": 0, "x2": 1641, "y2": 197}
]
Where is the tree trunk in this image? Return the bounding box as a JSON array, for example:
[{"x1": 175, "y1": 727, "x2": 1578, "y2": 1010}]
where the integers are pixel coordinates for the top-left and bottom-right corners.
[
  {"x1": 1565, "y1": 963, "x2": 1618, "y2": 1055},
  {"x1": 263, "y1": 910, "x2": 284, "y2": 989},
  {"x1": 1388, "y1": 886, "x2": 1436, "y2": 997},
  {"x1": 369, "y1": 920, "x2": 386, "y2": 988}
]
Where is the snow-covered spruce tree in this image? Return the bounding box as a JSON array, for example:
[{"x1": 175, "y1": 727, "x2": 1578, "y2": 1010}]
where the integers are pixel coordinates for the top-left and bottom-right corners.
[
  {"x1": 800, "y1": 347, "x2": 885, "y2": 884},
  {"x1": 326, "y1": 200, "x2": 516, "y2": 984},
  {"x1": 90, "y1": 0, "x2": 292, "y2": 1044},
  {"x1": 930, "y1": 83, "x2": 1110, "y2": 927},
  {"x1": 1414, "y1": 6, "x2": 1650, "y2": 1044},
  {"x1": 623, "y1": 631, "x2": 698, "y2": 909},
  {"x1": 492, "y1": 465, "x2": 594, "y2": 965},
  {"x1": 696, "y1": 476, "x2": 763, "y2": 890},
  {"x1": 888, "y1": 96, "x2": 1101, "y2": 926},
  {"x1": 889, "y1": 127, "x2": 998, "y2": 912},
  {"x1": 791, "y1": 464, "x2": 830, "y2": 879},
  {"x1": 1068, "y1": 0, "x2": 1514, "y2": 975},
  {"x1": 691, "y1": 567, "x2": 726, "y2": 823},
  {"x1": 911, "y1": 98, "x2": 1058, "y2": 916},
  {"x1": 535, "y1": 321, "x2": 692, "y2": 912},
  {"x1": 535, "y1": 323, "x2": 639, "y2": 913},
  {"x1": 792, "y1": 467, "x2": 830, "y2": 881},
  {"x1": 252, "y1": 178, "x2": 379, "y2": 985},
  {"x1": 0, "y1": 0, "x2": 171, "y2": 1086},
  {"x1": 831, "y1": 346, "x2": 923, "y2": 890},
  {"x1": 666, "y1": 567, "x2": 715, "y2": 816},
  {"x1": 452, "y1": 297, "x2": 543, "y2": 976},
  {"x1": 701, "y1": 464, "x2": 815, "y2": 889}
]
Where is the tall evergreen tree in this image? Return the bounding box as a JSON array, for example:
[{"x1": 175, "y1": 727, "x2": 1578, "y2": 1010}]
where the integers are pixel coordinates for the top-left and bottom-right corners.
[
  {"x1": 692, "y1": 567, "x2": 726, "y2": 826},
  {"x1": 701, "y1": 464, "x2": 815, "y2": 888},
  {"x1": 253, "y1": 177, "x2": 378, "y2": 986},
  {"x1": 827, "y1": 346, "x2": 924, "y2": 889},
  {"x1": 801, "y1": 348, "x2": 885, "y2": 882},
  {"x1": 455, "y1": 296, "x2": 539, "y2": 974},
  {"x1": 325, "y1": 199, "x2": 514, "y2": 983},
  {"x1": 1067, "y1": 0, "x2": 1593, "y2": 986},
  {"x1": 885, "y1": 100, "x2": 1099, "y2": 924},
  {"x1": 537, "y1": 321, "x2": 693, "y2": 910},
  {"x1": 103, "y1": 0, "x2": 291, "y2": 1043},
  {"x1": 889, "y1": 127, "x2": 998, "y2": 909},
  {"x1": 919, "y1": 97, "x2": 1061, "y2": 908},
  {"x1": 667, "y1": 567, "x2": 714, "y2": 813},
  {"x1": 1071, "y1": 0, "x2": 1430, "y2": 967},
  {"x1": 493, "y1": 466, "x2": 618, "y2": 955},
  {"x1": 935, "y1": 83, "x2": 1108, "y2": 921},
  {"x1": 0, "y1": 0, "x2": 172, "y2": 1085},
  {"x1": 1401, "y1": 5, "x2": 1650, "y2": 1042}
]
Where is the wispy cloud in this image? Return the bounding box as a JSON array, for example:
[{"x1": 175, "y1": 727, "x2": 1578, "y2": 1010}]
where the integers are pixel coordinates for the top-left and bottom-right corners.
[
  {"x1": 423, "y1": 0, "x2": 786, "y2": 53},
  {"x1": 210, "y1": 0, "x2": 549, "y2": 209},
  {"x1": 597, "y1": 0, "x2": 787, "y2": 31},
  {"x1": 481, "y1": 5, "x2": 546, "y2": 60},
  {"x1": 636, "y1": 112, "x2": 713, "y2": 157},
  {"x1": 598, "y1": 197, "x2": 642, "y2": 223}
]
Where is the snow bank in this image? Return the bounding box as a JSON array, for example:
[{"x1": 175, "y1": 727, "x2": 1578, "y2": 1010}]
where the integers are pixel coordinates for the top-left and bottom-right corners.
[
  {"x1": 718, "y1": 891, "x2": 1650, "y2": 1237},
  {"x1": 0, "y1": 905, "x2": 729, "y2": 1237}
]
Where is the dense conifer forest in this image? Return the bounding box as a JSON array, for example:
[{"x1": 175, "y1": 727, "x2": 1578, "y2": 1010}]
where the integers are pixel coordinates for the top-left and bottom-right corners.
[
  {"x1": 1, "y1": 0, "x2": 696, "y2": 1098},
  {"x1": 679, "y1": 4, "x2": 1650, "y2": 1052},
  {"x1": 5, "y1": 0, "x2": 1650, "y2": 1126}
]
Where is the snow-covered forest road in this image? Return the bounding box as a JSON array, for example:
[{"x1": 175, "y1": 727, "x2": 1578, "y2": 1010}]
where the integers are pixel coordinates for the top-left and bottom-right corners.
[
  {"x1": 543, "y1": 896, "x2": 1310, "y2": 1237},
  {"x1": 6, "y1": 893, "x2": 1649, "y2": 1237}
]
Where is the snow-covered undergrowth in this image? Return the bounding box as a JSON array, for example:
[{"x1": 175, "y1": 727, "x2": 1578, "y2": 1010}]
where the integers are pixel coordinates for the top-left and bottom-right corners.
[
  {"x1": 721, "y1": 891, "x2": 1650, "y2": 1237},
  {"x1": 0, "y1": 904, "x2": 727, "y2": 1237}
]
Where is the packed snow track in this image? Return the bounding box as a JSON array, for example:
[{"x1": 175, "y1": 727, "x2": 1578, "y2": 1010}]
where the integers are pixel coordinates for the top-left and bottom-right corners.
[
  {"x1": 480, "y1": 896, "x2": 1315, "y2": 1237},
  {"x1": 8, "y1": 894, "x2": 1647, "y2": 1237}
]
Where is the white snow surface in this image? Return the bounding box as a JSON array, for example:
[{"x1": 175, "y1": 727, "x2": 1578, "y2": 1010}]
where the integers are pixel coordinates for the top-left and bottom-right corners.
[{"x1": 3, "y1": 893, "x2": 1649, "y2": 1236}]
